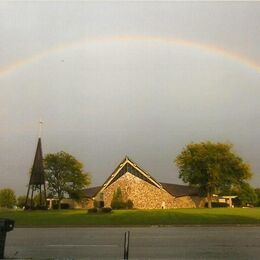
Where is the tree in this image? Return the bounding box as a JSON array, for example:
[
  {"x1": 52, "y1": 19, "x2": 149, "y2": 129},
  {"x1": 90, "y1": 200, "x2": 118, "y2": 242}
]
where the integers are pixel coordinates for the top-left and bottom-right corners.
[
  {"x1": 234, "y1": 182, "x2": 257, "y2": 207},
  {"x1": 111, "y1": 187, "x2": 124, "y2": 209},
  {"x1": 111, "y1": 187, "x2": 133, "y2": 209},
  {"x1": 0, "y1": 188, "x2": 16, "y2": 208},
  {"x1": 33, "y1": 193, "x2": 43, "y2": 208},
  {"x1": 175, "y1": 142, "x2": 252, "y2": 208},
  {"x1": 17, "y1": 195, "x2": 27, "y2": 208},
  {"x1": 255, "y1": 188, "x2": 260, "y2": 207},
  {"x1": 17, "y1": 194, "x2": 44, "y2": 209},
  {"x1": 44, "y1": 151, "x2": 90, "y2": 209}
]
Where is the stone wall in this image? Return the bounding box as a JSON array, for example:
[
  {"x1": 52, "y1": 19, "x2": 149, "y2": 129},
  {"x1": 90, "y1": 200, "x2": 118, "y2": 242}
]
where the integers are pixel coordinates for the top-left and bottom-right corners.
[
  {"x1": 95, "y1": 172, "x2": 204, "y2": 209},
  {"x1": 85, "y1": 198, "x2": 94, "y2": 209},
  {"x1": 173, "y1": 196, "x2": 206, "y2": 208}
]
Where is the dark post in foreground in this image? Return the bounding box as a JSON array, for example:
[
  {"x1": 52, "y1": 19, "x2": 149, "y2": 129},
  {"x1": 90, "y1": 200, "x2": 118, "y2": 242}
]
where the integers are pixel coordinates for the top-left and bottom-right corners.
[
  {"x1": 25, "y1": 136, "x2": 47, "y2": 209},
  {"x1": 124, "y1": 231, "x2": 130, "y2": 260},
  {"x1": 0, "y1": 218, "x2": 15, "y2": 259}
]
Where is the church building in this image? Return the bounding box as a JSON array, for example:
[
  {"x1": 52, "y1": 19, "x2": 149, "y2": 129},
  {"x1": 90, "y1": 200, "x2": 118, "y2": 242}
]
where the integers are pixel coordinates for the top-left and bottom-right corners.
[{"x1": 84, "y1": 157, "x2": 205, "y2": 209}]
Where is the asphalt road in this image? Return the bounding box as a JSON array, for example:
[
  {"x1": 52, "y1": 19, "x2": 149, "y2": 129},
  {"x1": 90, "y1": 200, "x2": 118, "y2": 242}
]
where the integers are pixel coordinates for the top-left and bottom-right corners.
[{"x1": 4, "y1": 226, "x2": 260, "y2": 259}]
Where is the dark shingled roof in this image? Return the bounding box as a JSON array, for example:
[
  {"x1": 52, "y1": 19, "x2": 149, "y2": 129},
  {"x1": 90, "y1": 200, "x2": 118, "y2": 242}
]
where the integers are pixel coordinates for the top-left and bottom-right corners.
[
  {"x1": 161, "y1": 183, "x2": 200, "y2": 197},
  {"x1": 83, "y1": 186, "x2": 102, "y2": 198},
  {"x1": 83, "y1": 183, "x2": 200, "y2": 199}
]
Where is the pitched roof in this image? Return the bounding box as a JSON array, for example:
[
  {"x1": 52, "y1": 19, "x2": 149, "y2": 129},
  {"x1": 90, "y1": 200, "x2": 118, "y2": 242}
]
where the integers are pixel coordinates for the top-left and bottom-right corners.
[
  {"x1": 160, "y1": 183, "x2": 200, "y2": 197},
  {"x1": 83, "y1": 186, "x2": 102, "y2": 198},
  {"x1": 98, "y1": 156, "x2": 163, "y2": 194},
  {"x1": 83, "y1": 156, "x2": 200, "y2": 199},
  {"x1": 30, "y1": 138, "x2": 45, "y2": 185}
]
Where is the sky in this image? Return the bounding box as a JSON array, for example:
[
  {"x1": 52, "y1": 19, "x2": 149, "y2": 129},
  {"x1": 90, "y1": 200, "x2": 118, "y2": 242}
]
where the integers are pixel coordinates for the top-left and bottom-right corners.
[{"x1": 1, "y1": 1, "x2": 260, "y2": 195}]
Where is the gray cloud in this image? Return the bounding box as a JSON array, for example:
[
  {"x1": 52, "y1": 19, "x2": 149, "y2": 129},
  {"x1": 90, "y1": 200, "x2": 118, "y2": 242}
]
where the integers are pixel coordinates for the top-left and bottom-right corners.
[{"x1": 0, "y1": 2, "x2": 259, "y2": 195}]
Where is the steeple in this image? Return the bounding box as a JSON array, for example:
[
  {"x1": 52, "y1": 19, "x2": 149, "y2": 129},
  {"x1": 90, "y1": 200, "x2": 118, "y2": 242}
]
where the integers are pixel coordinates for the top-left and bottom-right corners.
[
  {"x1": 30, "y1": 138, "x2": 45, "y2": 185},
  {"x1": 25, "y1": 121, "x2": 47, "y2": 209}
]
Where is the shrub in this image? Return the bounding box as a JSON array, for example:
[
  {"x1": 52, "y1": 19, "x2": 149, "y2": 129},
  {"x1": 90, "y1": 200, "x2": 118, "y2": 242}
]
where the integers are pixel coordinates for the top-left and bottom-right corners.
[
  {"x1": 111, "y1": 200, "x2": 125, "y2": 209},
  {"x1": 110, "y1": 188, "x2": 134, "y2": 209},
  {"x1": 34, "y1": 205, "x2": 48, "y2": 210},
  {"x1": 93, "y1": 200, "x2": 98, "y2": 208},
  {"x1": 125, "y1": 199, "x2": 133, "y2": 209},
  {"x1": 53, "y1": 203, "x2": 70, "y2": 209},
  {"x1": 88, "y1": 207, "x2": 98, "y2": 213},
  {"x1": 205, "y1": 202, "x2": 229, "y2": 208},
  {"x1": 88, "y1": 207, "x2": 112, "y2": 214},
  {"x1": 101, "y1": 207, "x2": 112, "y2": 213}
]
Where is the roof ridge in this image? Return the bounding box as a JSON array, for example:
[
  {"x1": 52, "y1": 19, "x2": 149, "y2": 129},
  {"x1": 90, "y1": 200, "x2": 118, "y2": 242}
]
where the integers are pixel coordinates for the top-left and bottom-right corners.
[{"x1": 95, "y1": 156, "x2": 163, "y2": 195}]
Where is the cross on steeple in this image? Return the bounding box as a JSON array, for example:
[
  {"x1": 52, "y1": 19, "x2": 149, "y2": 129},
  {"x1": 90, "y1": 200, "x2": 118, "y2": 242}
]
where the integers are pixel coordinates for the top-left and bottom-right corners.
[{"x1": 38, "y1": 120, "x2": 44, "y2": 138}]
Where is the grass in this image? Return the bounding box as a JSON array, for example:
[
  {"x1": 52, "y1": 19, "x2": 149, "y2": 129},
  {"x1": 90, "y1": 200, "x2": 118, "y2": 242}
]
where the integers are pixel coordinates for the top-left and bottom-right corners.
[{"x1": 0, "y1": 208, "x2": 260, "y2": 227}]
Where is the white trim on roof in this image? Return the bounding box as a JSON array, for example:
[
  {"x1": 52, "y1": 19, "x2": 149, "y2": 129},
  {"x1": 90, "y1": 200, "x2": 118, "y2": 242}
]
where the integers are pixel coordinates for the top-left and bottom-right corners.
[
  {"x1": 98, "y1": 157, "x2": 163, "y2": 194},
  {"x1": 98, "y1": 159, "x2": 128, "y2": 194},
  {"x1": 126, "y1": 159, "x2": 162, "y2": 189}
]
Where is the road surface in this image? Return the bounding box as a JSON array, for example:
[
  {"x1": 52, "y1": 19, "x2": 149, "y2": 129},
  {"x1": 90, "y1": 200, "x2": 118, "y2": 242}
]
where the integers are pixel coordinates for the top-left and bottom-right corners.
[{"x1": 5, "y1": 226, "x2": 260, "y2": 259}]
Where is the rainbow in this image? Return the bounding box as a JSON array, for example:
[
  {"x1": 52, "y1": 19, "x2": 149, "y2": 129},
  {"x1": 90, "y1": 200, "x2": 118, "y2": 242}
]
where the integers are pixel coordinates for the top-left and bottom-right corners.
[{"x1": 1, "y1": 35, "x2": 260, "y2": 77}]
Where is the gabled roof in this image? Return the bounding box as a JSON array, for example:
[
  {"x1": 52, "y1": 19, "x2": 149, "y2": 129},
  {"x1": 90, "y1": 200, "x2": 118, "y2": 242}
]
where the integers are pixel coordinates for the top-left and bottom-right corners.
[
  {"x1": 83, "y1": 156, "x2": 200, "y2": 199},
  {"x1": 83, "y1": 156, "x2": 163, "y2": 198},
  {"x1": 99, "y1": 156, "x2": 163, "y2": 194},
  {"x1": 83, "y1": 186, "x2": 102, "y2": 198},
  {"x1": 160, "y1": 183, "x2": 200, "y2": 197}
]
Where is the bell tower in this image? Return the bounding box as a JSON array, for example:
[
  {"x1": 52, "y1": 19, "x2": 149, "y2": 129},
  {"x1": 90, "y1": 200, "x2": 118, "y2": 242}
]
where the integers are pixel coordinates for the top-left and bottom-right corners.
[{"x1": 25, "y1": 121, "x2": 47, "y2": 209}]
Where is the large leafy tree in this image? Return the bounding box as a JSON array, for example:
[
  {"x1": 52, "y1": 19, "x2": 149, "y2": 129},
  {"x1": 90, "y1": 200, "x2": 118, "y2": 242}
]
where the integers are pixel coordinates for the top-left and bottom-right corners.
[
  {"x1": 0, "y1": 188, "x2": 16, "y2": 208},
  {"x1": 175, "y1": 142, "x2": 252, "y2": 208},
  {"x1": 255, "y1": 188, "x2": 260, "y2": 207},
  {"x1": 233, "y1": 182, "x2": 257, "y2": 207},
  {"x1": 44, "y1": 151, "x2": 90, "y2": 209}
]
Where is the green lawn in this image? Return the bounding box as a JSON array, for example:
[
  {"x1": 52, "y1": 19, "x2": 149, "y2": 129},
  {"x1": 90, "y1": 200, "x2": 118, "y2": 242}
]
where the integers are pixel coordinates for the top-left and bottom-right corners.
[{"x1": 0, "y1": 208, "x2": 260, "y2": 227}]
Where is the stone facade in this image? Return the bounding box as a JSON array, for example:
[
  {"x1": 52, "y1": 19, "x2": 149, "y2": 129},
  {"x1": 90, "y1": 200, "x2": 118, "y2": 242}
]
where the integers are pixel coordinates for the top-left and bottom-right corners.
[{"x1": 95, "y1": 172, "x2": 205, "y2": 209}]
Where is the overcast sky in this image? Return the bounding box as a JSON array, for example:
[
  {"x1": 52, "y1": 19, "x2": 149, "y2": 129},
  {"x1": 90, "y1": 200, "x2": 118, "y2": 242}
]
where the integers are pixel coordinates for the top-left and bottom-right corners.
[{"x1": 1, "y1": 1, "x2": 260, "y2": 195}]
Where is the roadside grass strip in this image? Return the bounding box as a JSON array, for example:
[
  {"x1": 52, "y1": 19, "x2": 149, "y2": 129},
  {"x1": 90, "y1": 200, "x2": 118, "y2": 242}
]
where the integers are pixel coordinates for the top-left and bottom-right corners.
[{"x1": 0, "y1": 208, "x2": 259, "y2": 227}]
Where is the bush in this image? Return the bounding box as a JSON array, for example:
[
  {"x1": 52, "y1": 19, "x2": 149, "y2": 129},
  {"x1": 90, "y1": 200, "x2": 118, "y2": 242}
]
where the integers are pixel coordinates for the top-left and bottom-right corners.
[
  {"x1": 125, "y1": 199, "x2": 133, "y2": 209},
  {"x1": 111, "y1": 200, "x2": 125, "y2": 209},
  {"x1": 53, "y1": 203, "x2": 70, "y2": 209},
  {"x1": 110, "y1": 187, "x2": 134, "y2": 209},
  {"x1": 93, "y1": 200, "x2": 98, "y2": 208},
  {"x1": 205, "y1": 202, "x2": 229, "y2": 208},
  {"x1": 88, "y1": 207, "x2": 112, "y2": 214},
  {"x1": 101, "y1": 208, "x2": 112, "y2": 213},
  {"x1": 36, "y1": 205, "x2": 48, "y2": 210},
  {"x1": 101, "y1": 207, "x2": 112, "y2": 213},
  {"x1": 25, "y1": 205, "x2": 48, "y2": 210},
  {"x1": 88, "y1": 207, "x2": 98, "y2": 213}
]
